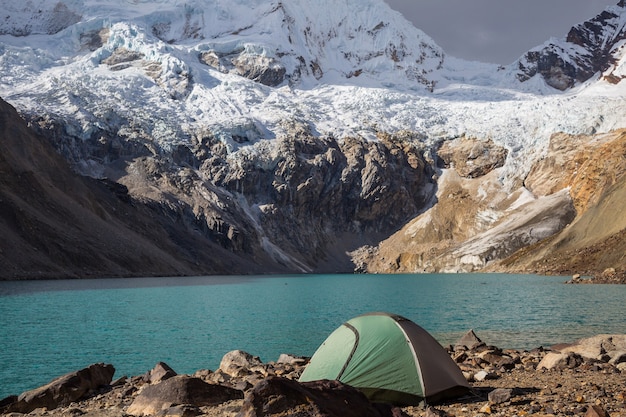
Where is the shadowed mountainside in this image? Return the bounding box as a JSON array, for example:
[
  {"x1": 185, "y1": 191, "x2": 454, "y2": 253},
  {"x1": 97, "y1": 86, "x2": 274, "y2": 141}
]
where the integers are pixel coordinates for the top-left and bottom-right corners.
[{"x1": 0, "y1": 97, "x2": 287, "y2": 279}]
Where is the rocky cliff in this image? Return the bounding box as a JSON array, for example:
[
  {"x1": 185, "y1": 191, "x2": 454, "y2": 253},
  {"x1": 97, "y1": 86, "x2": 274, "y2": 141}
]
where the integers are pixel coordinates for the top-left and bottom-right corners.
[
  {"x1": 359, "y1": 130, "x2": 626, "y2": 279},
  {"x1": 25, "y1": 113, "x2": 436, "y2": 274}
]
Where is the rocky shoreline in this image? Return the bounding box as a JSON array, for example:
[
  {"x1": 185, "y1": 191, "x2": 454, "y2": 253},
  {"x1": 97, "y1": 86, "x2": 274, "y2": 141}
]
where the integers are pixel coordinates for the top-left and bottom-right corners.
[{"x1": 2, "y1": 333, "x2": 625, "y2": 417}]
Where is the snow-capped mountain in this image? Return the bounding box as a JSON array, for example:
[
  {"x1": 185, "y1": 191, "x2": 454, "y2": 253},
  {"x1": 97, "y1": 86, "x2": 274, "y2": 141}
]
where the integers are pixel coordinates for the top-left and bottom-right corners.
[
  {"x1": 1, "y1": 0, "x2": 626, "y2": 277},
  {"x1": 516, "y1": 0, "x2": 626, "y2": 90}
]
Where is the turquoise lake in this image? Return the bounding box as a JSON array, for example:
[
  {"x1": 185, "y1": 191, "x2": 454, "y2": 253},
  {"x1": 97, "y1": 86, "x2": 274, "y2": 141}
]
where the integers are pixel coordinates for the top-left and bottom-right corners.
[{"x1": 1, "y1": 273, "x2": 626, "y2": 399}]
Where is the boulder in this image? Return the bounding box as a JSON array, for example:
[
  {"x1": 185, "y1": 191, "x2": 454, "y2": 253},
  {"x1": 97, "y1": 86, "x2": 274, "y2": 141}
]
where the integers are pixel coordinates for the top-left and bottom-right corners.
[
  {"x1": 145, "y1": 362, "x2": 177, "y2": 384},
  {"x1": 220, "y1": 350, "x2": 264, "y2": 377},
  {"x1": 537, "y1": 352, "x2": 584, "y2": 370},
  {"x1": 488, "y1": 388, "x2": 512, "y2": 404},
  {"x1": 558, "y1": 335, "x2": 626, "y2": 361},
  {"x1": 127, "y1": 375, "x2": 243, "y2": 416},
  {"x1": 7, "y1": 363, "x2": 115, "y2": 413},
  {"x1": 275, "y1": 353, "x2": 308, "y2": 366},
  {"x1": 455, "y1": 329, "x2": 485, "y2": 351},
  {"x1": 237, "y1": 377, "x2": 406, "y2": 417}
]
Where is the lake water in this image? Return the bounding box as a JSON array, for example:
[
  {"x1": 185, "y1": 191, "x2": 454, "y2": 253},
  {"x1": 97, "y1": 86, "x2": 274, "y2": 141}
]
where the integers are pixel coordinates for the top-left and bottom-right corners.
[{"x1": 1, "y1": 273, "x2": 625, "y2": 399}]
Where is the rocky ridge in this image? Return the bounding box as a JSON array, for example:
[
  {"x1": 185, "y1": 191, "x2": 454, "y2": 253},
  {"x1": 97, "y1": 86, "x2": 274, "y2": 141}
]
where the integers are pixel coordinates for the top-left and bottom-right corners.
[
  {"x1": 516, "y1": 1, "x2": 626, "y2": 90},
  {"x1": 359, "y1": 129, "x2": 626, "y2": 279},
  {"x1": 2, "y1": 333, "x2": 625, "y2": 417}
]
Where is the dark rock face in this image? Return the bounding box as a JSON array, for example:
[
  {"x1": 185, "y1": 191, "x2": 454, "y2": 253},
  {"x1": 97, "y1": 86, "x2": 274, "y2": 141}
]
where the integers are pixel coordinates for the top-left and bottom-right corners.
[
  {"x1": 199, "y1": 51, "x2": 287, "y2": 87},
  {"x1": 237, "y1": 377, "x2": 406, "y2": 417},
  {"x1": 517, "y1": 3, "x2": 626, "y2": 90},
  {"x1": 23, "y1": 112, "x2": 434, "y2": 273},
  {"x1": 0, "y1": 2, "x2": 82, "y2": 36},
  {"x1": 5, "y1": 363, "x2": 114, "y2": 413}
]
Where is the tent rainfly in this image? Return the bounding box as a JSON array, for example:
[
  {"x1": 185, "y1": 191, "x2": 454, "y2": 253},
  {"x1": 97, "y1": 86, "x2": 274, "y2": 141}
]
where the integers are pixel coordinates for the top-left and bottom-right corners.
[{"x1": 299, "y1": 312, "x2": 470, "y2": 405}]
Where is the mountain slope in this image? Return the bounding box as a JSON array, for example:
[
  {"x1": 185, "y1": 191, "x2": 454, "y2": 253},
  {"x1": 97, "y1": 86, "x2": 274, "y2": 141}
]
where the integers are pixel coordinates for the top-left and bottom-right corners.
[
  {"x1": 493, "y1": 130, "x2": 626, "y2": 280},
  {"x1": 0, "y1": 97, "x2": 286, "y2": 279}
]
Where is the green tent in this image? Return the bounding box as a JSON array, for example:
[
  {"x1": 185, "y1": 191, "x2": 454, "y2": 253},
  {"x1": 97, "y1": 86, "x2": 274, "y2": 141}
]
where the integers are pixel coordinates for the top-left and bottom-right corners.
[{"x1": 299, "y1": 312, "x2": 470, "y2": 405}]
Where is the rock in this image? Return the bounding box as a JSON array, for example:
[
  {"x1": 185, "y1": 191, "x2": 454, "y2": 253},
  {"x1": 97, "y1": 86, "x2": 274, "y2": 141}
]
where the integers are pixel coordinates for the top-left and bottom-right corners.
[
  {"x1": 127, "y1": 375, "x2": 243, "y2": 416},
  {"x1": 145, "y1": 362, "x2": 177, "y2": 384},
  {"x1": 478, "y1": 351, "x2": 505, "y2": 365},
  {"x1": 495, "y1": 356, "x2": 517, "y2": 370},
  {"x1": 537, "y1": 352, "x2": 583, "y2": 370},
  {"x1": 7, "y1": 363, "x2": 115, "y2": 413},
  {"x1": 219, "y1": 350, "x2": 264, "y2": 377},
  {"x1": 455, "y1": 329, "x2": 485, "y2": 351},
  {"x1": 585, "y1": 404, "x2": 610, "y2": 417},
  {"x1": 237, "y1": 377, "x2": 405, "y2": 417},
  {"x1": 452, "y1": 351, "x2": 467, "y2": 363},
  {"x1": 232, "y1": 54, "x2": 287, "y2": 87},
  {"x1": 473, "y1": 370, "x2": 497, "y2": 382},
  {"x1": 437, "y1": 137, "x2": 508, "y2": 179},
  {"x1": 437, "y1": 136, "x2": 508, "y2": 178},
  {"x1": 560, "y1": 334, "x2": 626, "y2": 360},
  {"x1": 479, "y1": 403, "x2": 492, "y2": 414},
  {"x1": 488, "y1": 388, "x2": 512, "y2": 404},
  {"x1": 155, "y1": 404, "x2": 202, "y2": 417},
  {"x1": 424, "y1": 406, "x2": 450, "y2": 417},
  {"x1": 198, "y1": 50, "x2": 287, "y2": 87},
  {"x1": 609, "y1": 351, "x2": 626, "y2": 365},
  {"x1": 275, "y1": 353, "x2": 307, "y2": 365}
]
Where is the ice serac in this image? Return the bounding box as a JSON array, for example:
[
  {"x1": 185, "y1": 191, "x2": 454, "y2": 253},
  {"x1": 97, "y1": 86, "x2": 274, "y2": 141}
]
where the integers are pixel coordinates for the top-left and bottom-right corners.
[{"x1": 516, "y1": 1, "x2": 626, "y2": 90}]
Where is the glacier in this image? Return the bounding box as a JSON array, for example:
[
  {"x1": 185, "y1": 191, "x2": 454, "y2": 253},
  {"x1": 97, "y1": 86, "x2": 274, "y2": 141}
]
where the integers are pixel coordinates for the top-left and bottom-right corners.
[{"x1": 1, "y1": 0, "x2": 626, "y2": 185}]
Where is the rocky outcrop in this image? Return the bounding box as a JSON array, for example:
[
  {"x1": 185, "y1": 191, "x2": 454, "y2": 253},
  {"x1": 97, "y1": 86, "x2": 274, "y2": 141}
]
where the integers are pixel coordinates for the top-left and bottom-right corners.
[
  {"x1": 516, "y1": 2, "x2": 626, "y2": 90},
  {"x1": 358, "y1": 128, "x2": 626, "y2": 276},
  {"x1": 437, "y1": 136, "x2": 508, "y2": 179},
  {"x1": 199, "y1": 51, "x2": 287, "y2": 87},
  {"x1": 358, "y1": 134, "x2": 575, "y2": 273},
  {"x1": 25, "y1": 109, "x2": 435, "y2": 273}
]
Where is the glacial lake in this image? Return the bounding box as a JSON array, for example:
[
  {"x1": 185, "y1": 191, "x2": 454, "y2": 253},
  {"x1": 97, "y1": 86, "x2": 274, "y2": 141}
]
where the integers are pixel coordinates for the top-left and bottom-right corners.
[{"x1": 1, "y1": 273, "x2": 626, "y2": 399}]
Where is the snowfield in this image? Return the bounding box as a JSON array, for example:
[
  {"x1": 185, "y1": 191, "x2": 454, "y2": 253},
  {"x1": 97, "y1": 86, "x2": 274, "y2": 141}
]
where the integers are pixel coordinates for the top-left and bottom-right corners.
[{"x1": 1, "y1": 0, "x2": 626, "y2": 188}]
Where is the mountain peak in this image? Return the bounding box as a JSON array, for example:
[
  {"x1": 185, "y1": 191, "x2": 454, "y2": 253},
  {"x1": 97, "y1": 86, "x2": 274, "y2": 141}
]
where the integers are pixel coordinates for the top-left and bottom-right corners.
[{"x1": 515, "y1": 1, "x2": 626, "y2": 90}]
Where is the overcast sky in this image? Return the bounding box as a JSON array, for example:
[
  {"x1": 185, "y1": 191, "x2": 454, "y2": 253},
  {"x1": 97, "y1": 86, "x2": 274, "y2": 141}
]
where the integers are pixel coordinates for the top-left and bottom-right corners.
[{"x1": 385, "y1": 0, "x2": 617, "y2": 64}]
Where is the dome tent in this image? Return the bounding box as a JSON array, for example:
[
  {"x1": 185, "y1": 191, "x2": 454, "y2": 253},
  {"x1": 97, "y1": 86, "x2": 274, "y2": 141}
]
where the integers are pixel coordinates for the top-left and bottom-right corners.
[{"x1": 299, "y1": 312, "x2": 470, "y2": 405}]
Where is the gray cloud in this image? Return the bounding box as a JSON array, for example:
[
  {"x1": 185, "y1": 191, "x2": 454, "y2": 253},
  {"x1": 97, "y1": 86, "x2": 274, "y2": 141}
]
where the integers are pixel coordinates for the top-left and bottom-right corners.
[{"x1": 385, "y1": 0, "x2": 616, "y2": 64}]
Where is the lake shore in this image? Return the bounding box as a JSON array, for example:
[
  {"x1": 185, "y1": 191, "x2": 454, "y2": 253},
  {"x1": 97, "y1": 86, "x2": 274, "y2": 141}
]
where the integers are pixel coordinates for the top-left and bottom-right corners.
[{"x1": 2, "y1": 333, "x2": 625, "y2": 417}]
